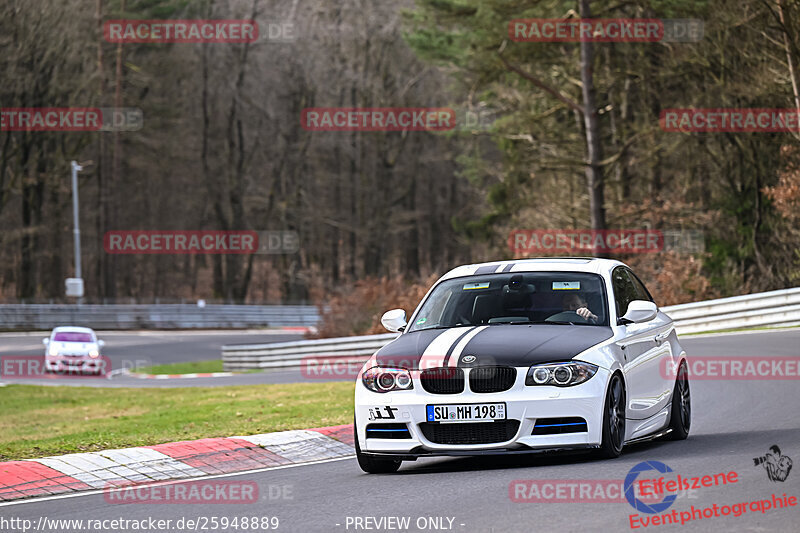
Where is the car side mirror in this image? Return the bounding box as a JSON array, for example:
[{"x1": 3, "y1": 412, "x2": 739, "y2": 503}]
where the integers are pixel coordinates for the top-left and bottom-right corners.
[
  {"x1": 381, "y1": 309, "x2": 407, "y2": 333},
  {"x1": 621, "y1": 300, "x2": 658, "y2": 324},
  {"x1": 42, "y1": 338, "x2": 50, "y2": 345},
  {"x1": 98, "y1": 340, "x2": 105, "y2": 347}
]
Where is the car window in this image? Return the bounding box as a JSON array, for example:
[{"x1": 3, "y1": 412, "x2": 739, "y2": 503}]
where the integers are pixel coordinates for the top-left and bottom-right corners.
[
  {"x1": 626, "y1": 269, "x2": 655, "y2": 304},
  {"x1": 408, "y1": 272, "x2": 609, "y2": 330},
  {"x1": 53, "y1": 332, "x2": 93, "y2": 342},
  {"x1": 414, "y1": 287, "x2": 453, "y2": 328},
  {"x1": 612, "y1": 267, "x2": 638, "y2": 318}
]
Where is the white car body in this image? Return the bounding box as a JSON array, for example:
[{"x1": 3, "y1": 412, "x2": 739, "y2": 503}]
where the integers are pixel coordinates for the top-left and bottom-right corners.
[
  {"x1": 43, "y1": 326, "x2": 106, "y2": 374},
  {"x1": 354, "y1": 258, "x2": 690, "y2": 472}
]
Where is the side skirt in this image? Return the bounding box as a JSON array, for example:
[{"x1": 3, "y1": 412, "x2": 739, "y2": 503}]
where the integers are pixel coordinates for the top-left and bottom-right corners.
[
  {"x1": 362, "y1": 444, "x2": 602, "y2": 461},
  {"x1": 624, "y1": 404, "x2": 671, "y2": 442},
  {"x1": 624, "y1": 428, "x2": 673, "y2": 446}
]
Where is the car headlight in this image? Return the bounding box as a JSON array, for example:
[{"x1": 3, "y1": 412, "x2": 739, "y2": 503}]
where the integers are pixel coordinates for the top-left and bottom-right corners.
[
  {"x1": 48, "y1": 346, "x2": 59, "y2": 356},
  {"x1": 525, "y1": 362, "x2": 598, "y2": 387},
  {"x1": 362, "y1": 367, "x2": 413, "y2": 393},
  {"x1": 89, "y1": 349, "x2": 99, "y2": 358}
]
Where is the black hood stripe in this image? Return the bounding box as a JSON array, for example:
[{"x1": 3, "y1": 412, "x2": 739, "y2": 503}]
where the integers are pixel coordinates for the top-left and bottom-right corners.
[
  {"x1": 441, "y1": 327, "x2": 477, "y2": 366},
  {"x1": 457, "y1": 324, "x2": 613, "y2": 366},
  {"x1": 375, "y1": 324, "x2": 613, "y2": 368},
  {"x1": 448, "y1": 325, "x2": 489, "y2": 367},
  {"x1": 420, "y1": 327, "x2": 474, "y2": 368}
]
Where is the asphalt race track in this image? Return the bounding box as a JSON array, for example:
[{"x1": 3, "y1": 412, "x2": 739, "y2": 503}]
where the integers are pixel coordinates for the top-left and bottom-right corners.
[
  {"x1": 0, "y1": 330, "x2": 304, "y2": 387},
  {"x1": 0, "y1": 330, "x2": 304, "y2": 366},
  {"x1": 1, "y1": 329, "x2": 799, "y2": 532}
]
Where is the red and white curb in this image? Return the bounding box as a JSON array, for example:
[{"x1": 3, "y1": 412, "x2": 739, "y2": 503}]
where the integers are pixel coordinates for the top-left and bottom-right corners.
[
  {"x1": 275, "y1": 327, "x2": 316, "y2": 334},
  {"x1": 0, "y1": 425, "x2": 353, "y2": 501}
]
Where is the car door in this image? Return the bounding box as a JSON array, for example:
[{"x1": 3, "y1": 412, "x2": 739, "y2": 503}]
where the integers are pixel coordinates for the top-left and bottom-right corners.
[{"x1": 614, "y1": 267, "x2": 673, "y2": 421}]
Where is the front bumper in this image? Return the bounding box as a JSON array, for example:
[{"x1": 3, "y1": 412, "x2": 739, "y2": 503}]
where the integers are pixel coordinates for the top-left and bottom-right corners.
[
  {"x1": 45, "y1": 355, "x2": 103, "y2": 374},
  {"x1": 355, "y1": 366, "x2": 610, "y2": 455}
]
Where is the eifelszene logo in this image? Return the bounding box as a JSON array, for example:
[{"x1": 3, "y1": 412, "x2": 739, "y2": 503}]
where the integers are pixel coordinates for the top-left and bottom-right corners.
[{"x1": 625, "y1": 461, "x2": 678, "y2": 514}]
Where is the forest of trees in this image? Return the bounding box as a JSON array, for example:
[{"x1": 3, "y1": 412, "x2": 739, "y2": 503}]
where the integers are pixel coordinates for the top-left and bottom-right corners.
[{"x1": 1, "y1": 0, "x2": 799, "y2": 309}]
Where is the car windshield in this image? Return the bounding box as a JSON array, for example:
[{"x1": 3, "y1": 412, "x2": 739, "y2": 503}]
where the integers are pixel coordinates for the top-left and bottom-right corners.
[
  {"x1": 53, "y1": 332, "x2": 93, "y2": 342},
  {"x1": 408, "y1": 272, "x2": 608, "y2": 332}
]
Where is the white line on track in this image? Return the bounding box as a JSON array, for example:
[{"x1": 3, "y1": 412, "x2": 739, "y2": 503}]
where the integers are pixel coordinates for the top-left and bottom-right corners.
[
  {"x1": 0, "y1": 455, "x2": 355, "y2": 508},
  {"x1": 678, "y1": 326, "x2": 800, "y2": 340}
]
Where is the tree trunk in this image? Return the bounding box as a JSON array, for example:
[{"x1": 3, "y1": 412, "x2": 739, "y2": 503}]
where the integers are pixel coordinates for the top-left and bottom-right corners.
[
  {"x1": 105, "y1": 0, "x2": 126, "y2": 299},
  {"x1": 95, "y1": 0, "x2": 109, "y2": 299},
  {"x1": 578, "y1": 0, "x2": 606, "y2": 252}
]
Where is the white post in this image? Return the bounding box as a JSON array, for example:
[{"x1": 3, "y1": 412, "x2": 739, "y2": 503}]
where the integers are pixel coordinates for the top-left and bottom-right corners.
[{"x1": 71, "y1": 161, "x2": 83, "y2": 304}]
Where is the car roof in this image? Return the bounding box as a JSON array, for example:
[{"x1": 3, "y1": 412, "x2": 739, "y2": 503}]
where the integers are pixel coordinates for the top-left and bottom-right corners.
[
  {"x1": 52, "y1": 326, "x2": 95, "y2": 334},
  {"x1": 438, "y1": 257, "x2": 627, "y2": 282}
]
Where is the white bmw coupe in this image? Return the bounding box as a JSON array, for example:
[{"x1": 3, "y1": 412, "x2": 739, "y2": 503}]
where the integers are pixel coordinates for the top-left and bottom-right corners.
[{"x1": 354, "y1": 258, "x2": 690, "y2": 473}]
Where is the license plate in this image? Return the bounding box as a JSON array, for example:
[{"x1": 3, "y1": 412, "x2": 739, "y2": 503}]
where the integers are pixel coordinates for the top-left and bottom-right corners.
[{"x1": 426, "y1": 403, "x2": 506, "y2": 423}]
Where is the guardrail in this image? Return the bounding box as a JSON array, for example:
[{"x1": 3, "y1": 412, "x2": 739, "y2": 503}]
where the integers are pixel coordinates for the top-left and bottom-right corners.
[
  {"x1": 222, "y1": 333, "x2": 398, "y2": 370},
  {"x1": 660, "y1": 287, "x2": 800, "y2": 335},
  {"x1": 0, "y1": 304, "x2": 320, "y2": 330},
  {"x1": 222, "y1": 287, "x2": 800, "y2": 371}
]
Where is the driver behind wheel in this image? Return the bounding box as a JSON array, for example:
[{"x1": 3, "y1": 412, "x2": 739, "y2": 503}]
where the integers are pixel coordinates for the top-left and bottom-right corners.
[{"x1": 562, "y1": 293, "x2": 598, "y2": 322}]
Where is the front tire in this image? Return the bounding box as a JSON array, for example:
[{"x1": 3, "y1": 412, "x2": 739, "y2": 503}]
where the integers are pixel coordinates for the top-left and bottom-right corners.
[
  {"x1": 665, "y1": 360, "x2": 691, "y2": 440},
  {"x1": 354, "y1": 421, "x2": 402, "y2": 474},
  {"x1": 596, "y1": 373, "x2": 626, "y2": 458}
]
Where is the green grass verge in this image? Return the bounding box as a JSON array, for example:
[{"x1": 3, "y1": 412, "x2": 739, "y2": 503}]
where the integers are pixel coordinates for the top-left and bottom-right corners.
[
  {"x1": 132, "y1": 360, "x2": 261, "y2": 375},
  {"x1": 133, "y1": 360, "x2": 224, "y2": 375},
  {"x1": 0, "y1": 382, "x2": 354, "y2": 461}
]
